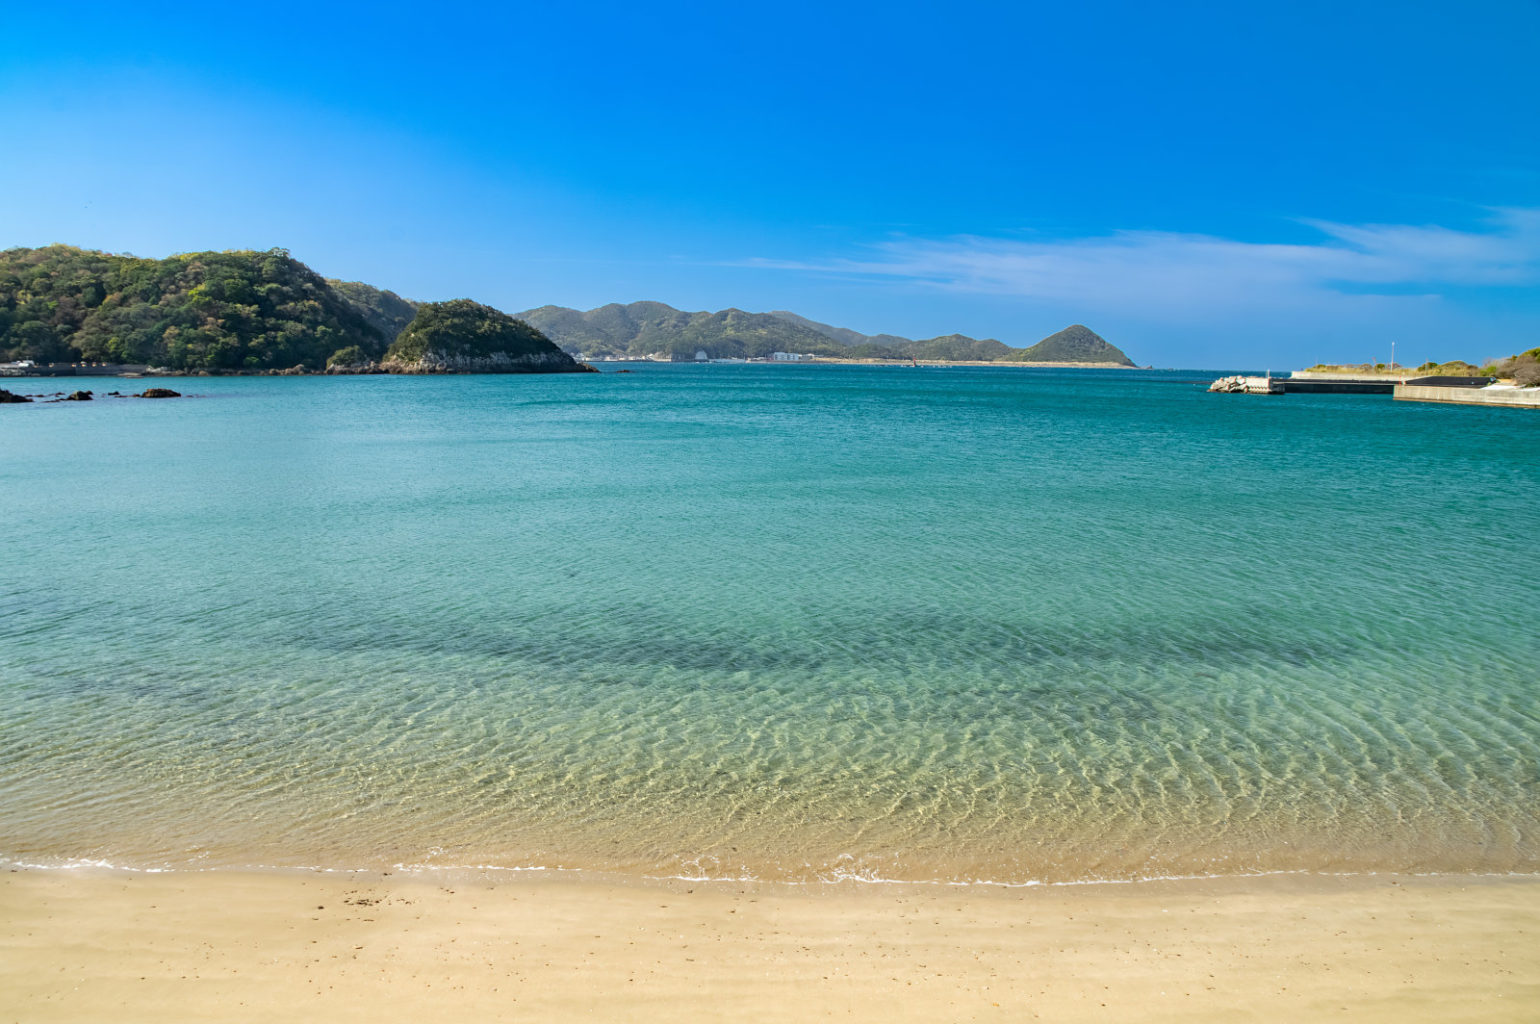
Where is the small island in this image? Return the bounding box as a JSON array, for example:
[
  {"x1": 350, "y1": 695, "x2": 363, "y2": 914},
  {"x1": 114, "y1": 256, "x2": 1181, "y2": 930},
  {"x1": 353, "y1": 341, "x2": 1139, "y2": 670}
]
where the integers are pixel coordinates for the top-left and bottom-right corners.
[{"x1": 372, "y1": 299, "x2": 594, "y2": 374}]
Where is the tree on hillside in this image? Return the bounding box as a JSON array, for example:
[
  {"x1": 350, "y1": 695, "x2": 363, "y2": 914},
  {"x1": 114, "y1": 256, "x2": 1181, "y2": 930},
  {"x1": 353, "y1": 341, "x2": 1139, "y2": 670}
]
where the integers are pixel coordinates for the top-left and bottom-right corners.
[
  {"x1": 385, "y1": 299, "x2": 561, "y2": 362},
  {"x1": 0, "y1": 245, "x2": 385, "y2": 369}
]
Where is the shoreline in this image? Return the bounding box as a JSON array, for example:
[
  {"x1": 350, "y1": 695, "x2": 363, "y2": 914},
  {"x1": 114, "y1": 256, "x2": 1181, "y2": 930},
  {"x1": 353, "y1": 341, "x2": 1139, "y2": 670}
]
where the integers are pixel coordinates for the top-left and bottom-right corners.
[
  {"x1": 4, "y1": 867, "x2": 1538, "y2": 1021},
  {"x1": 3, "y1": 357, "x2": 1140, "y2": 379},
  {"x1": 803, "y1": 357, "x2": 1137, "y2": 368},
  {"x1": 8, "y1": 852, "x2": 1539, "y2": 889}
]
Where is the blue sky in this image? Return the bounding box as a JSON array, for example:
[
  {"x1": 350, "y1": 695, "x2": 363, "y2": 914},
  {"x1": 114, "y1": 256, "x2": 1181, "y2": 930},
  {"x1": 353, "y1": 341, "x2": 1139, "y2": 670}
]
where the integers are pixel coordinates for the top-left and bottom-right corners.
[{"x1": 2, "y1": 0, "x2": 1537, "y2": 367}]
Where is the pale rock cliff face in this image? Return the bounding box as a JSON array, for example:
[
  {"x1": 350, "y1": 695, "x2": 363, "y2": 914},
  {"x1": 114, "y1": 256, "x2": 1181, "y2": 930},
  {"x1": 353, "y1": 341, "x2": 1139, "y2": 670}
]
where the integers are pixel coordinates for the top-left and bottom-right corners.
[{"x1": 379, "y1": 350, "x2": 595, "y2": 374}]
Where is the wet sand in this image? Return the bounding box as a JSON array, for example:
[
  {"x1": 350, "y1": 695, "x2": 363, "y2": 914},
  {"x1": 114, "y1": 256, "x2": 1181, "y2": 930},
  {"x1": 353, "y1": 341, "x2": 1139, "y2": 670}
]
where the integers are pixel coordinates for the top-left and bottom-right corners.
[{"x1": 3, "y1": 869, "x2": 1537, "y2": 1022}]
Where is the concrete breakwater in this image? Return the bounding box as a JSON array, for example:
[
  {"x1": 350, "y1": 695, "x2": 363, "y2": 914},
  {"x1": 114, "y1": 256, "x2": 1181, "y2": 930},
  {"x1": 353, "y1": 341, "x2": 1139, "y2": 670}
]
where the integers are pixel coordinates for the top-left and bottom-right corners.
[
  {"x1": 1395, "y1": 384, "x2": 1540, "y2": 409},
  {"x1": 1208, "y1": 375, "x2": 1282, "y2": 394},
  {"x1": 1212, "y1": 373, "x2": 1501, "y2": 397},
  {"x1": 1207, "y1": 375, "x2": 1400, "y2": 395},
  {"x1": 1287, "y1": 370, "x2": 1416, "y2": 382}
]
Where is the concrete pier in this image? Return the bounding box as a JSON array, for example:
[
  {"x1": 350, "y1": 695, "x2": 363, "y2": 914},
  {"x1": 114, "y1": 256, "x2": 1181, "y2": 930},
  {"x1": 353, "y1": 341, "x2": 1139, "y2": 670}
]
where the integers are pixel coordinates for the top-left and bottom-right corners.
[
  {"x1": 1210, "y1": 373, "x2": 1503, "y2": 399},
  {"x1": 1395, "y1": 385, "x2": 1540, "y2": 409}
]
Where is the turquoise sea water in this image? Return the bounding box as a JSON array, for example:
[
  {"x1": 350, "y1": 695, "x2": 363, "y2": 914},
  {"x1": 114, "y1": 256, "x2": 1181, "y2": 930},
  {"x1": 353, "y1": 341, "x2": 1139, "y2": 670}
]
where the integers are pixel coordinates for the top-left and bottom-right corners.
[{"x1": 2, "y1": 365, "x2": 1537, "y2": 883}]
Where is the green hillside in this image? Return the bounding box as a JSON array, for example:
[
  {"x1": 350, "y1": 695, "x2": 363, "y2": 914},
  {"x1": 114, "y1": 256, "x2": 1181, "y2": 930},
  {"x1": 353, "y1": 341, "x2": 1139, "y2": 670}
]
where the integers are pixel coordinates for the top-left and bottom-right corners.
[
  {"x1": 385, "y1": 299, "x2": 584, "y2": 372},
  {"x1": 1007, "y1": 324, "x2": 1134, "y2": 365},
  {"x1": 903, "y1": 334, "x2": 1016, "y2": 361},
  {"x1": 0, "y1": 245, "x2": 388, "y2": 370},
  {"x1": 515, "y1": 301, "x2": 846, "y2": 360},
  {"x1": 769, "y1": 310, "x2": 1132, "y2": 364},
  {"x1": 328, "y1": 279, "x2": 417, "y2": 346},
  {"x1": 767, "y1": 310, "x2": 911, "y2": 351}
]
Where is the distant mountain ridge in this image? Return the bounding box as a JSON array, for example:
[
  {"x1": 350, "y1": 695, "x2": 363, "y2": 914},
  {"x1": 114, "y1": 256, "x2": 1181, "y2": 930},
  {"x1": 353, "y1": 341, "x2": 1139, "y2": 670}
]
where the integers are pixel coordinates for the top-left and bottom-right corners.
[
  {"x1": 516, "y1": 300, "x2": 1135, "y2": 365},
  {"x1": 767, "y1": 310, "x2": 914, "y2": 351},
  {"x1": 514, "y1": 302, "x2": 841, "y2": 361},
  {"x1": 768, "y1": 312, "x2": 1131, "y2": 364}
]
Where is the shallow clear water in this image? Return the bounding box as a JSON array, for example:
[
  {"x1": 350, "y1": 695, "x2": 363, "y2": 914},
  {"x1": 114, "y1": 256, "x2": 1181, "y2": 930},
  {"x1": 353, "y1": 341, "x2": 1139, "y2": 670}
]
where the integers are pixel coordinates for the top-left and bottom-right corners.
[{"x1": 2, "y1": 365, "x2": 1537, "y2": 883}]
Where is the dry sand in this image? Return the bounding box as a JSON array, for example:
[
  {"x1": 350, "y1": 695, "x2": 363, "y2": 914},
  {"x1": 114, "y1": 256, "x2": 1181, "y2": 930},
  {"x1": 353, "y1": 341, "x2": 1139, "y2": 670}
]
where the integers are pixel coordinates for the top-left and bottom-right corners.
[{"x1": 3, "y1": 869, "x2": 1537, "y2": 1022}]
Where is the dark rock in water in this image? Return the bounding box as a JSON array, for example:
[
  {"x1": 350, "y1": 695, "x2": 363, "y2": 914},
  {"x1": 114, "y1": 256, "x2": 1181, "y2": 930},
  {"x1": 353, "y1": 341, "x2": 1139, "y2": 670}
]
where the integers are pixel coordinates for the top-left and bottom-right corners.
[
  {"x1": 65, "y1": 390, "x2": 94, "y2": 401},
  {"x1": 137, "y1": 388, "x2": 181, "y2": 398},
  {"x1": 616, "y1": 369, "x2": 633, "y2": 373},
  {"x1": 0, "y1": 388, "x2": 35, "y2": 403}
]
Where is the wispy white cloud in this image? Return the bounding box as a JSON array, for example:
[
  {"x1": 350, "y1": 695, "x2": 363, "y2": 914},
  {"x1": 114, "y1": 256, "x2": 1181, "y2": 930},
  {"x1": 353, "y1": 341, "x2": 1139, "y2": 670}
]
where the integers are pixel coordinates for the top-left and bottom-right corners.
[{"x1": 744, "y1": 209, "x2": 1540, "y2": 318}]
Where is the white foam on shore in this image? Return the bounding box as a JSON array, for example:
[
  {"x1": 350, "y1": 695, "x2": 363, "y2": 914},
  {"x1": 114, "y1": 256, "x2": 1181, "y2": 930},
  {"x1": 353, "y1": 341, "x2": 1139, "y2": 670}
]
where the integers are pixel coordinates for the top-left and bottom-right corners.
[
  {"x1": 0, "y1": 857, "x2": 176, "y2": 873},
  {"x1": 11, "y1": 853, "x2": 1534, "y2": 893}
]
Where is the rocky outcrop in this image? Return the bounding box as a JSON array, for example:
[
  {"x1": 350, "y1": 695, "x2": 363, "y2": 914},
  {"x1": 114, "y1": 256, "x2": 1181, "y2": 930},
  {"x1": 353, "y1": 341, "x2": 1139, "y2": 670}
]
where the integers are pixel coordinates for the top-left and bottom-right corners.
[
  {"x1": 137, "y1": 388, "x2": 181, "y2": 398},
  {"x1": 0, "y1": 388, "x2": 33, "y2": 403},
  {"x1": 379, "y1": 350, "x2": 598, "y2": 374},
  {"x1": 1209, "y1": 375, "x2": 1249, "y2": 393},
  {"x1": 65, "y1": 390, "x2": 93, "y2": 401}
]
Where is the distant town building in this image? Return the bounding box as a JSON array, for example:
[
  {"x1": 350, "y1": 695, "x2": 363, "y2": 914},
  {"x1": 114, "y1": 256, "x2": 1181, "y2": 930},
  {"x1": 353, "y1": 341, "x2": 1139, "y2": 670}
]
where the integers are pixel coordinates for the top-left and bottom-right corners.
[{"x1": 771, "y1": 352, "x2": 810, "y2": 362}]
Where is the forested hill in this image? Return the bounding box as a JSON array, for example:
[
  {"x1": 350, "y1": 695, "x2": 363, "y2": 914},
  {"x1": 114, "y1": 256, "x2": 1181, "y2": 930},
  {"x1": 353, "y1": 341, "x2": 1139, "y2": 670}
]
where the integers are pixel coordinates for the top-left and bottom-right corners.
[
  {"x1": 0, "y1": 245, "x2": 420, "y2": 370},
  {"x1": 327, "y1": 278, "x2": 418, "y2": 347},
  {"x1": 521, "y1": 300, "x2": 1136, "y2": 364},
  {"x1": 514, "y1": 302, "x2": 845, "y2": 361},
  {"x1": 1011, "y1": 324, "x2": 1132, "y2": 364},
  {"x1": 382, "y1": 299, "x2": 589, "y2": 373},
  {"x1": 768, "y1": 312, "x2": 1134, "y2": 365}
]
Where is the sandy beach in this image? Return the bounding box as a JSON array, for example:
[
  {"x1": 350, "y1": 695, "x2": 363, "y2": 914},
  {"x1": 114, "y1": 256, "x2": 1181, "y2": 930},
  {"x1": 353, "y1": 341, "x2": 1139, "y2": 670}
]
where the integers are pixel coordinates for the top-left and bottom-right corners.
[{"x1": 3, "y1": 869, "x2": 1537, "y2": 1022}]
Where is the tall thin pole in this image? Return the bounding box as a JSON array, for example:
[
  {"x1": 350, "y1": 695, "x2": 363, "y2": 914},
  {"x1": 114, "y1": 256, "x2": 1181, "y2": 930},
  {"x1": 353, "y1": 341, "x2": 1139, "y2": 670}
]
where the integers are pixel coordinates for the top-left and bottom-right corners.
[{"x1": 1390, "y1": 340, "x2": 1395, "y2": 369}]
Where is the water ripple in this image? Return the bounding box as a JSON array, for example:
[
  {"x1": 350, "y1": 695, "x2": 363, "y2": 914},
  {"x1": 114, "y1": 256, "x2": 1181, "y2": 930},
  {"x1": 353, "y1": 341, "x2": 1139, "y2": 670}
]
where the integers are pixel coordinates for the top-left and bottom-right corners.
[{"x1": 2, "y1": 368, "x2": 1538, "y2": 882}]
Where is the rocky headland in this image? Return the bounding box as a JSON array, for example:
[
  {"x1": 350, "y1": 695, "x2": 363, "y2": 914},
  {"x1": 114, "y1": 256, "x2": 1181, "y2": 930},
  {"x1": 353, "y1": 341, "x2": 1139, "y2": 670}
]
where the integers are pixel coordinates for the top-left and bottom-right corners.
[{"x1": 377, "y1": 299, "x2": 596, "y2": 374}]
